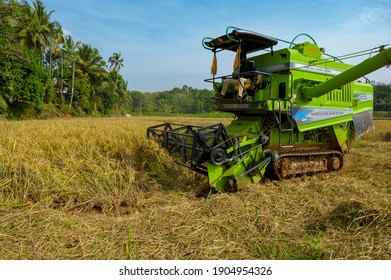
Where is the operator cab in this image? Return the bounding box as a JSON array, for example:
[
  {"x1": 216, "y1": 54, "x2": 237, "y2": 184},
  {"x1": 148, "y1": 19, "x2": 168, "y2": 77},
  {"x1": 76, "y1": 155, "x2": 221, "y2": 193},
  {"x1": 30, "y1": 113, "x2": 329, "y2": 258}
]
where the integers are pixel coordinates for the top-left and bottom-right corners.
[{"x1": 203, "y1": 28, "x2": 278, "y2": 114}]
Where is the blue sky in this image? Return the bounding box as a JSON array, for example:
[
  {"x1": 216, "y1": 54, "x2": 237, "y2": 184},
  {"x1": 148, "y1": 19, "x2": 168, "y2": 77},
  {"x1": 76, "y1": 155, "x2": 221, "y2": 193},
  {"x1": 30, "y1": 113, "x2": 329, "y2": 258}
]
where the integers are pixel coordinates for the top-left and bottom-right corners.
[{"x1": 43, "y1": 0, "x2": 391, "y2": 92}]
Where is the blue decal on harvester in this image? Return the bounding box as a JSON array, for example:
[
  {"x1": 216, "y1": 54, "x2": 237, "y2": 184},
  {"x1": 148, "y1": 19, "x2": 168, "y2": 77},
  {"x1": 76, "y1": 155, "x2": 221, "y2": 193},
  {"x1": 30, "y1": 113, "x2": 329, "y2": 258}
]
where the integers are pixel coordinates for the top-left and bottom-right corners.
[{"x1": 293, "y1": 107, "x2": 353, "y2": 125}]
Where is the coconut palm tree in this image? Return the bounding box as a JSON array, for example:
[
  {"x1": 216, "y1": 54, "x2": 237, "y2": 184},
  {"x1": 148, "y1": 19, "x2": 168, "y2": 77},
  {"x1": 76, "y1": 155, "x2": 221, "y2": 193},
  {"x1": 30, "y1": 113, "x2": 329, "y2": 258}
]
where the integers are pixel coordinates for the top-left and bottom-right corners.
[
  {"x1": 46, "y1": 21, "x2": 64, "y2": 78},
  {"x1": 108, "y1": 52, "x2": 124, "y2": 95},
  {"x1": 18, "y1": 0, "x2": 57, "y2": 65},
  {"x1": 76, "y1": 43, "x2": 107, "y2": 110},
  {"x1": 61, "y1": 35, "x2": 79, "y2": 106},
  {"x1": 77, "y1": 43, "x2": 107, "y2": 83}
]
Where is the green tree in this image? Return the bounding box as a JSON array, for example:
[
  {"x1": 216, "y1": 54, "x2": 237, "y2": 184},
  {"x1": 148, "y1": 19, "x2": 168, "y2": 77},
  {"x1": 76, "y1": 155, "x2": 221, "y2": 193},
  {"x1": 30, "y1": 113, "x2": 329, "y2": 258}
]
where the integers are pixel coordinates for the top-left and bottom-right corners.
[
  {"x1": 61, "y1": 34, "x2": 79, "y2": 106},
  {"x1": 1, "y1": 0, "x2": 132, "y2": 117},
  {"x1": 44, "y1": 20, "x2": 63, "y2": 79},
  {"x1": 17, "y1": 0, "x2": 58, "y2": 65},
  {"x1": 0, "y1": 0, "x2": 51, "y2": 116},
  {"x1": 108, "y1": 52, "x2": 124, "y2": 96},
  {"x1": 129, "y1": 91, "x2": 145, "y2": 114},
  {"x1": 76, "y1": 43, "x2": 108, "y2": 111},
  {"x1": 373, "y1": 82, "x2": 391, "y2": 111}
]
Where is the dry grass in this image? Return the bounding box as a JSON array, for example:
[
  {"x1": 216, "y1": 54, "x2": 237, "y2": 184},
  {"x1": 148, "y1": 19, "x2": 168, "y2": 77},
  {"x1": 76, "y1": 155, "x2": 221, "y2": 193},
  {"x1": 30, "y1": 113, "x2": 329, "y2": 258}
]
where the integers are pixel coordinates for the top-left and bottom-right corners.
[{"x1": 0, "y1": 117, "x2": 390, "y2": 259}]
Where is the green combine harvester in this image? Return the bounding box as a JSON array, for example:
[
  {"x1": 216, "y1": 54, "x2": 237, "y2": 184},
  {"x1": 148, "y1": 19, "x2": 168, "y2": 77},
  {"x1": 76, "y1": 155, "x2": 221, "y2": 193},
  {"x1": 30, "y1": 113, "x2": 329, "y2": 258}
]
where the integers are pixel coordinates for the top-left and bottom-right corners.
[{"x1": 147, "y1": 27, "x2": 391, "y2": 192}]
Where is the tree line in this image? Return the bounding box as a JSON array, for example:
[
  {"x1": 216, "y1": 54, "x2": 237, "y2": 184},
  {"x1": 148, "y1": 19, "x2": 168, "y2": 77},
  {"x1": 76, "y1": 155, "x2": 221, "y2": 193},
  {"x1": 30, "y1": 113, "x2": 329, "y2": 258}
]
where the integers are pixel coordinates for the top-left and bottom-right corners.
[
  {"x1": 129, "y1": 85, "x2": 216, "y2": 115},
  {"x1": 0, "y1": 1, "x2": 389, "y2": 119},
  {"x1": 373, "y1": 82, "x2": 391, "y2": 111},
  {"x1": 0, "y1": 0, "x2": 216, "y2": 118}
]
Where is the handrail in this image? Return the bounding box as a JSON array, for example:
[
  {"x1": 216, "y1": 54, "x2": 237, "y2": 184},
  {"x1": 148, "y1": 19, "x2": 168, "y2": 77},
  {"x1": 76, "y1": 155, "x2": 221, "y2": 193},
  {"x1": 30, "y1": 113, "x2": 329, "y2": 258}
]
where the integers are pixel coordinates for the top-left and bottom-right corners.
[
  {"x1": 289, "y1": 33, "x2": 317, "y2": 48},
  {"x1": 204, "y1": 70, "x2": 271, "y2": 84},
  {"x1": 202, "y1": 37, "x2": 214, "y2": 50},
  {"x1": 225, "y1": 26, "x2": 242, "y2": 43}
]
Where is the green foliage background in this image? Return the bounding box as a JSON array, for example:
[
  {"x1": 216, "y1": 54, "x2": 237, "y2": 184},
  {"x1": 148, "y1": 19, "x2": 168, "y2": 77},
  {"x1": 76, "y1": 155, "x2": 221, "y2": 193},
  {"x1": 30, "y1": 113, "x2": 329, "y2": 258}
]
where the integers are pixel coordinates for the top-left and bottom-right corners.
[{"x1": 0, "y1": 0, "x2": 217, "y2": 119}]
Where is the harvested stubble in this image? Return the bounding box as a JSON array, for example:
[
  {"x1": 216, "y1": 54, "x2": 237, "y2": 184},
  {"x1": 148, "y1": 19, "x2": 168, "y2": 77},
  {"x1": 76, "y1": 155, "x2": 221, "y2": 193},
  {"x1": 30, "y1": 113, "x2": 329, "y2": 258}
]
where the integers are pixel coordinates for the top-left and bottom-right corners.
[{"x1": 0, "y1": 117, "x2": 390, "y2": 259}]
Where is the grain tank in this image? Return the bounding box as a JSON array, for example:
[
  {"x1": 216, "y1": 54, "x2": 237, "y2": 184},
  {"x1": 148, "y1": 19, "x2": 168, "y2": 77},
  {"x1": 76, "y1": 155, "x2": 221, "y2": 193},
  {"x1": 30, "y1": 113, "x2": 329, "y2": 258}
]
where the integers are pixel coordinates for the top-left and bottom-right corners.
[{"x1": 147, "y1": 27, "x2": 390, "y2": 192}]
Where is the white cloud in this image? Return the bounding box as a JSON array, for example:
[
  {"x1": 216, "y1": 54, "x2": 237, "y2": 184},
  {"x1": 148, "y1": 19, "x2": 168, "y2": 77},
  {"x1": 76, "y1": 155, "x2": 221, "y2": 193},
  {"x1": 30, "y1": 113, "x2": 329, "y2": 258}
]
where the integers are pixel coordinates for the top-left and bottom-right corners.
[{"x1": 340, "y1": 6, "x2": 391, "y2": 31}]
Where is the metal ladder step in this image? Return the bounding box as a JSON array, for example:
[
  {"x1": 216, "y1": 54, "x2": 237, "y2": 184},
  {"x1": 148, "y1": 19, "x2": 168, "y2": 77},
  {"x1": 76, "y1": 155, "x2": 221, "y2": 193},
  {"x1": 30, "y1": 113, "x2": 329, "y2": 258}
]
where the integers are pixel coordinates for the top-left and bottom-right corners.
[{"x1": 272, "y1": 99, "x2": 294, "y2": 148}]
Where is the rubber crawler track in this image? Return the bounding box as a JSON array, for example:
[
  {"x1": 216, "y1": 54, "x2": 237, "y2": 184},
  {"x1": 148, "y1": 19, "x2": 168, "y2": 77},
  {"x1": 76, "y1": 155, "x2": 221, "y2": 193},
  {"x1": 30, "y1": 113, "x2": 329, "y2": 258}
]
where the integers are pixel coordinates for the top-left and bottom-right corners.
[{"x1": 269, "y1": 149, "x2": 344, "y2": 180}]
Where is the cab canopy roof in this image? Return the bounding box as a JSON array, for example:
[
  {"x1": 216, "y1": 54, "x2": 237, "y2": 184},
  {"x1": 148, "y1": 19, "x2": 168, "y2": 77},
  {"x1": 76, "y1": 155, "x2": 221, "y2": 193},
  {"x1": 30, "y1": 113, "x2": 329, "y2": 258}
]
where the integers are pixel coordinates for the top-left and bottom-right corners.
[{"x1": 204, "y1": 29, "x2": 278, "y2": 53}]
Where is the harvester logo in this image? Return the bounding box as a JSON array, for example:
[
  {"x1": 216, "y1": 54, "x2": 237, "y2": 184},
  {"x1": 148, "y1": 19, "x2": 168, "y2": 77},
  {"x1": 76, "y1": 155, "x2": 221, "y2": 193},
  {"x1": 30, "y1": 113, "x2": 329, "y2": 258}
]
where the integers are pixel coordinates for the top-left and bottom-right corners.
[
  {"x1": 293, "y1": 107, "x2": 352, "y2": 124},
  {"x1": 293, "y1": 109, "x2": 313, "y2": 123},
  {"x1": 353, "y1": 93, "x2": 373, "y2": 102},
  {"x1": 261, "y1": 62, "x2": 342, "y2": 76}
]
